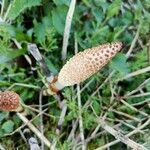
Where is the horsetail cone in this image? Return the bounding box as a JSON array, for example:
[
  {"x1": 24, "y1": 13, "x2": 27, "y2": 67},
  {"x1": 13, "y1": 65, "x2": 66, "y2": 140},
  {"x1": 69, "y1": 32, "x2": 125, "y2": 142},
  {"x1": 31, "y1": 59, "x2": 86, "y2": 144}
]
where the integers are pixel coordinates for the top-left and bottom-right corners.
[
  {"x1": 50, "y1": 42, "x2": 122, "y2": 92},
  {"x1": 0, "y1": 91, "x2": 22, "y2": 111}
]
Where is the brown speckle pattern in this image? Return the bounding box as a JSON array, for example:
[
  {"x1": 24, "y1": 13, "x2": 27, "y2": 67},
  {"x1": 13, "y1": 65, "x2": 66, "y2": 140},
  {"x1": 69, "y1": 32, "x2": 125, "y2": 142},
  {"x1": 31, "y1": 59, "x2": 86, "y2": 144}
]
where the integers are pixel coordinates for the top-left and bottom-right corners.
[
  {"x1": 58, "y1": 42, "x2": 122, "y2": 86},
  {"x1": 0, "y1": 91, "x2": 20, "y2": 111}
]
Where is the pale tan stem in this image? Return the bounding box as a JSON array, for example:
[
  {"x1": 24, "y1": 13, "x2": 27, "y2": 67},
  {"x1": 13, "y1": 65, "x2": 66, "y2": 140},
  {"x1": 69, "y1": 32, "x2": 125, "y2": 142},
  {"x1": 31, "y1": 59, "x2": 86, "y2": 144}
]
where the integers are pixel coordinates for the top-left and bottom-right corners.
[
  {"x1": 0, "y1": 0, "x2": 5, "y2": 16},
  {"x1": 95, "y1": 118, "x2": 150, "y2": 150},
  {"x1": 0, "y1": 143, "x2": 5, "y2": 150},
  {"x1": 3, "y1": 3, "x2": 12, "y2": 21},
  {"x1": 51, "y1": 101, "x2": 67, "y2": 150},
  {"x1": 62, "y1": 0, "x2": 76, "y2": 60},
  {"x1": 126, "y1": 23, "x2": 141, "y2": 58},
  {"x1": 16, "y1": 112, "x2": 51, "y2": 148},
  {"x1": 117, "y1": 66, "x2": 150, "y2": 82},
  {"x1": 39, "y1": 90, "x2": 44, "y2": 150},
  {"x1": 77, "y1": 84, "x2": 86, "y2": 150},
  {"x1": 96, "y1": 118, "x2": 147, "y2": 150}
]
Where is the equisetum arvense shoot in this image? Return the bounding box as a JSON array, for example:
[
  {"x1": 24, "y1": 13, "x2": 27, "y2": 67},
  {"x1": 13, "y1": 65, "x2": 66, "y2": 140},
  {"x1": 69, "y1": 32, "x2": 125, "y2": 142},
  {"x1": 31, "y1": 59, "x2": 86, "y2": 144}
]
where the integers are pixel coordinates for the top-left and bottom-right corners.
[{"x1": 47, "y1": 42, "x2": 122, "y2": 94}]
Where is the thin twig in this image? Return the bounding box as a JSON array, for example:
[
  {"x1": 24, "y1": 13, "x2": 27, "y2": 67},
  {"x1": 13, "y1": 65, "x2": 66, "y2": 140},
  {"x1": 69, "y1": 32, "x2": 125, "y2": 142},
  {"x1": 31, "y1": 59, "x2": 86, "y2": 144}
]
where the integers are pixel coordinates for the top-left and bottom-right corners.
[
  {"x1": 0, "y1": 0, "x2": 5, "y2": 16},
  {"x1": 61, "y1": 0, "x2": 76, "y2": 60},
  {"x1": 6, "y1": 83, "x2": 40, "y2": 91},
  {"x1": 127, "y1": 92, "x2": 150, "y2": 98},
  {"x1": 3, "y1": 3, "x2": 12, "y2": 21},
  {"x1": 0, "y1": 144, "x2": 5, "y2": 150},
  {"x1": 125, "y1": 78, "x2": 150, "y2": 97},
  {"x1": 4, "y1": 109, "x2": 47, "y2": 137},
  {"x1": 95, "y1": 118, "x2": 150, "y2": 150},
  {"x1": 83, "y1": 71, "x2": 115, "y2": 109},
  {"x1": 109, "y1": 108, "x2": 141, "y2": 122},
  {"x1": 131, "y1": 98, "x2": 150, "y2": 106},
  {"x1": 51, "y1": 97, "x2": 68, "y2": 150},
  {"x1": 77, "y1": 84, "x2": 86, "y2": 150},
  {"x1": 120, "y1": 99, "x2": 148, "y2": 117},
  {"x1": 13, "y1": 39, "x2": 36, "y2": 71},
  {"x1": 39, "y1": 90, "x2": 44, "y2": 150},
  {"x1": 96, "y1": 118, "x2": 147, "y2": 150},
  {"x1": 148, "y1": 39, "x2": 150, "y2": 65},
  {"x1": 16, "y1": 112, "x2": 51, "y2": 148},
  {"x1": 67, "y1": 119, "x2": 79, "y2": 141},
  {"x1": 56, "y1": 101, "x2": 67, "y2": 135},
  {"x1": 107, "y1": 118, "x2": 145, "y2": 134},
  {"x1": 117, "y1": 66, "x2": 150, "y2": 81},
  {"x1": 126, "y1": 22, "x2": 141, "y2": 58},
  {"x1": 75, "y1": 36, "x2": 86, "y2": 149},
  {"x1": 22, "y1": 128, "x2": 41, "y2": 150}
]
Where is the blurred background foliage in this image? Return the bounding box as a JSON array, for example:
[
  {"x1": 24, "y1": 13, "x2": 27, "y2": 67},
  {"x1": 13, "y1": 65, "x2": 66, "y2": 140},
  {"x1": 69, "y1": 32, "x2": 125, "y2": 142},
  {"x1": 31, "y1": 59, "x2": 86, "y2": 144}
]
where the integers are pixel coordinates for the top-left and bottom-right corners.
[{"x1": 0, "y1": 0, "x2": 150, "y2": 149}]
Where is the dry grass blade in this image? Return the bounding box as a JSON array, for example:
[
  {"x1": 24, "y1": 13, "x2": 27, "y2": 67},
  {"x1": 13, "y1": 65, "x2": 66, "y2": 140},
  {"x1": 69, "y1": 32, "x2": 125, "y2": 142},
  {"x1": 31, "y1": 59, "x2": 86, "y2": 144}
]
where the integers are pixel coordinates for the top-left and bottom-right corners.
[
  {"x1": 0, "y1": 144, "x2": 5, "y2": 150},
  {"x1": 3, "y1": 2, "x2": 12, "y2": 21},
  {"x1": 96, "y1": 118, "x2": 148, "y2": 150},
  {"x1": 17, "y1": 112, "x2": 51, "y2": 148},
  {"x1": 117, "y1": 66, "x2": 150, "y2": 81},
  {"x1": 62, "y1": 0, "x2": 76, "y2": 60},
  {"x1": 22, "y1": 128, "x2": 41, "y2": 150},
  {"x1": 77, "y1": 84, "x2": 86, "y2": 150},
  {"x1": 39, "y1": 90, "x2": 44, "y2": 150},
  {"x1": 95, "y1": 118, "x2": 150, "y2": 150},
  {"x1": 75, "y1": 37, "x2": 86, "y2": 150},
  {"x1": 126, "y1": 21, "x2": 141, "y2": 58},
  {"x1": 0, "y1": 0, "x2": 5, "y2": 16}
]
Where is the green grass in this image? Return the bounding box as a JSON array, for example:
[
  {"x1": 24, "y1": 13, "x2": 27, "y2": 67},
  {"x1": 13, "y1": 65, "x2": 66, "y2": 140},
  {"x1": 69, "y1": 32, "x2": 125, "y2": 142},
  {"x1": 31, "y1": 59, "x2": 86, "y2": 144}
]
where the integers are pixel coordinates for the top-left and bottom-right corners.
[{"x1": 0, "y1": 0, "x2": 150, "y2": 149}]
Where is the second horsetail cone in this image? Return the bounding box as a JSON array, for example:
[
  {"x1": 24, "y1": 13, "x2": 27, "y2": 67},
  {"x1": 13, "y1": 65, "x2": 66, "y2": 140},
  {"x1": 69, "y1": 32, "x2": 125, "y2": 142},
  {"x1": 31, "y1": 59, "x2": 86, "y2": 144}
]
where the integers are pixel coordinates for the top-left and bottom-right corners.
[{"x1": 0, "y1": 91, "x2": 22, "y2": 112}]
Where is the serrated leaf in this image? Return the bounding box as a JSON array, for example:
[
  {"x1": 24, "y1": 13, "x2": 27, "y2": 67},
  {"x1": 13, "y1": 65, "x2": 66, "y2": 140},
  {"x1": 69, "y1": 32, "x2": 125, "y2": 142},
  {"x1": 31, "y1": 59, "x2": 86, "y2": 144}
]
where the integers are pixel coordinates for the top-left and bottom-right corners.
[
  {"x1": 52, "y1": 6, "x2": 68, "y2": 34},
  {"x1": 92, "y1": 100, "x2": 101, "y2": 114},
  {"x1": 45, "y1": 58, "x2": 58, "y2": 74},
  {"x1": 92, "y1": 8, "x2": 103, "y2": 24},
  {"x1": 0, "y1": 45, "x2": 26, "y2": 64},
  {"x1": 8, "y1": 0, "x2": 41, "y2": 20},
  {"x1": 53, "y1": 0, "x2": 70, "y2": 6},
  {"x1": 110, "y1": 53, "x2": 129, "y2": 75},
  {"x1": 2, "y1": 120, "x2": 14, "y2": 133},
  {"x1": 34, "y1": 22, "x2": 45, "y2": 43},
  {"x1": 0, "y1": 112, "x2": 8, "y2": 123},
  {"x1": 42, "y1": 16, "x2": 53, "y2": 28},
  {"x1": 0, "y1": 24, "x2": 16, "y2": 39},
  {"x1": 107, "y1": 0, "x2": 121, "y2": 18},
  {"x1": 121, "y1": 11, "x2": 133, "y2": 25}
]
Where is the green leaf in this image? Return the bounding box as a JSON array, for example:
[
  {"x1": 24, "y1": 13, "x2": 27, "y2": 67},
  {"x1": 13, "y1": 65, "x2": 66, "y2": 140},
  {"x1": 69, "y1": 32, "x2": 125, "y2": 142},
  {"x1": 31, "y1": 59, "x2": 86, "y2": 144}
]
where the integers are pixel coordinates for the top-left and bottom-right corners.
[
  {"x1": 110, "y1": 53, "x2": 129, "y2": 75},
  {"x1": 42, "y1": 16, "x2": 53, "y2": 28},
  {"x1": 0, "y1": 112, "x2": 8, "y2": 123},
  {"x1": 92, "y1": 100, "x2": 101, "y2": 114},
  {"x1": 121, "y1": 11, "x2": 133, "y2": 25},
  {"x1": 8, "y1": 0, "x2": 41, "y2": 20},
  {"x1": 45, "y1": 58, "x2": 58, "y2": 74},
  {"x1": 0, "y1": 24, "x2": 16, "y2": 39},
  {"x1": 53, "y1": 0, "x2": 70, "y2": 6},
  {"x1": 91, "y1": 26, "x2": 110, "y2": 45},
  {"x1": 0, "y1": 43, "x2": 26, "y2": 64},
  {"x1": 92, "y1": 8, "x2": 104, "y2": 24},
  {"x1": 34, "y1": 22, "x2": 45, "y2": 43},
  {"x1": 52, "y1": 6, "x2": 68, "y2": 34},
  {"x1": 107, "y1": 0, "x2": 121, "y2": 18},
  {"x1": 121, "y1": 31, "x2": 133, "y2": 43},
  {"x1": 129, "y1": 48, "x2": 148, "y2": 71},
  {"x1": 2, "y1": 120, "x2": 14, "y2": 133}
]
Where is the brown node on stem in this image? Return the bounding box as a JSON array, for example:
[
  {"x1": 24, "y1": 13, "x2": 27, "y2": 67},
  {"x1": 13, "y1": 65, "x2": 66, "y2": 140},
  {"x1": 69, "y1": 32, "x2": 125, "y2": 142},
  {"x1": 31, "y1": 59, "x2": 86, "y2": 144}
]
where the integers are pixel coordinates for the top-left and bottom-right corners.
[
  {"x1": 0, "y1": 91, "x2": 23, "y2": 112},
  {"x1": 48, "y1": 42, "x2": 122, "y2": 93}
]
